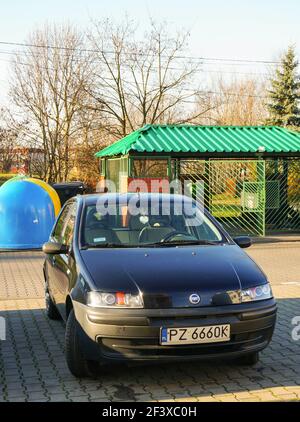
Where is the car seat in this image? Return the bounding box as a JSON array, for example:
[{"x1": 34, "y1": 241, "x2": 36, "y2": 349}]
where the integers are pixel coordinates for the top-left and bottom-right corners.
[
  {"x1": 128, "y1": 214, "x2": 150, "y2": 244},
  {"x1": 84, "y1": 208, "x2": 120, "y2": 245},
  {"x1": 139, "y1": 215, "x2": 174, "y2": 244}
]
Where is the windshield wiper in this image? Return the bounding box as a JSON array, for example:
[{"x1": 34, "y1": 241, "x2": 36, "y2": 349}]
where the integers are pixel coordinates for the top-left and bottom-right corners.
[
  {"x1": 81, "y1": 240, "x2": 222, "y2": 249},
  {"x1": 146, "y1": 240, "x2": 221, "y2": 247}
]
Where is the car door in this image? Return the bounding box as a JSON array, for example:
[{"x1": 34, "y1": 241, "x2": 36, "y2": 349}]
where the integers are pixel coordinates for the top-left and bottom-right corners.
[
  {"x1": 46, "y1": 203, "x2": 73, "y2": 308},
  {"x1": 52, "y1": 202, "x2": 77, "y2": 318}
]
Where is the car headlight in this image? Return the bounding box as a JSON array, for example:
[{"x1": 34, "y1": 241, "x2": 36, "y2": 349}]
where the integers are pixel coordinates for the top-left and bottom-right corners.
[
  {"x1": 86, "y1": 291, "x2": 144, "y2": 308},
  {"x1": 227, "y1": 283, "x2": 273, "y2": 304},
  {"x1": 241, "y1": 283, "x2": 273, "y2": 302}
]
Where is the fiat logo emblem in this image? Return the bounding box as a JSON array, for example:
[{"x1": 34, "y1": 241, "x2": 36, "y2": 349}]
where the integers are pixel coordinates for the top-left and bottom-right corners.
[{"x1": 189, "y1": 293, "x2": 201, "y2": 305}]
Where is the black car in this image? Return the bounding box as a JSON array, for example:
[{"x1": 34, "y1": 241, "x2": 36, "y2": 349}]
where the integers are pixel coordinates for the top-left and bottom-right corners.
[
  {"x1": 51, "y1": 181, "x2": 86, "y2": 206},
  {"x1": 43, "y1": 193, "x2": 276, "y2": 378}
]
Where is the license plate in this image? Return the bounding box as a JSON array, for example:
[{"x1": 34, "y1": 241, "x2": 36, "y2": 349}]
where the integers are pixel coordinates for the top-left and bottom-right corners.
[{"x1": 160, "y1": 324, "x2": 230, "y2": 345}]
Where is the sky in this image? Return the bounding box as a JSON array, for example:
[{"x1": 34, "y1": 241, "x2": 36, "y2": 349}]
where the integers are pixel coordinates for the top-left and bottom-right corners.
[{"x1": 0, "y1": 0, "x2": 300, "y2": 103}]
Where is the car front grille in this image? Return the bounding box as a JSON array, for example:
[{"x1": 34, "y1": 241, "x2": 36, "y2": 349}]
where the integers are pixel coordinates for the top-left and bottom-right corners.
[{"x1": 97, "y1": 327, "x2": 274, "y2": 360}]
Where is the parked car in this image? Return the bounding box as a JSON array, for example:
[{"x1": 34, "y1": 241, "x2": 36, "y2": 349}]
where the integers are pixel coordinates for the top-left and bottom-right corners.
[
  {"x1": 43, "y1": 193, "x2": 276, "y2": 377},
  {"x1": 51, "y1": 181, "x2": 86, "y2": 206}
]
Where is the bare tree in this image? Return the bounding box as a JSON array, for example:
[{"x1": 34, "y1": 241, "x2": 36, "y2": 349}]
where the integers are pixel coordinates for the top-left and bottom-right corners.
[
  {"x1": 69, "y1": 107, "x2": 110, "y2": 188},
  {"x1": 0, "y1": 128, "x2": 17, "y2": 173},
  {"x1": 10, "y1": 24, "x2": 95, "y2": 182},
  {"x1": 195, "y1": 78, "x2": 267, "y2": 125},
  {"x1": 0, "y1": 108, "x2": 23, "y2": 173},
  {"x1": 87, "y1": 19, "x2": 213, "y2": 137}
]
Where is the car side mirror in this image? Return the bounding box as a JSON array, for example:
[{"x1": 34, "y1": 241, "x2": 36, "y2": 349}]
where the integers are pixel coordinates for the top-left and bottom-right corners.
[
  {"x1": 43, "y1": 241, "x2": 69, "y2": 255},
  {"x1": 233, "y1": 236, "x2": 252, "y2": 249}
]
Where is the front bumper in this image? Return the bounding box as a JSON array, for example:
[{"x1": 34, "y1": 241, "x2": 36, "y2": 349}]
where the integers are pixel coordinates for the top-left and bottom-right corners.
[{"x1": 73, "y1": 298, "x2": 277, "y2": 362}]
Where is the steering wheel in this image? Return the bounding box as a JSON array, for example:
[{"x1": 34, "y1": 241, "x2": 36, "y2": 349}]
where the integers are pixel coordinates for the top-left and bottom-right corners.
[{"x1": 160, "y1": 231, "x2": 198, "y2": 243}]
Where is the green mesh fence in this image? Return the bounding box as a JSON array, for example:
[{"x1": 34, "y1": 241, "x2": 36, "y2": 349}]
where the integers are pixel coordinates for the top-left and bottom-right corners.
[
  {"x1": 179, "y1": 158, "x2": 300, "y2": 236},
  {"x1": 265, "y1": 159, "x2": 300, "y2": 232},
  {"x1": 179, "y1": 159, "x2": 266, "y2": 237}
]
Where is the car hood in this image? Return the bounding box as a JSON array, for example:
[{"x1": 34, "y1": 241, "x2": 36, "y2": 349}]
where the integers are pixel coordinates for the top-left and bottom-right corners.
[{"x1": 80, "y1": 244, "x2": 267, "y2": 308}]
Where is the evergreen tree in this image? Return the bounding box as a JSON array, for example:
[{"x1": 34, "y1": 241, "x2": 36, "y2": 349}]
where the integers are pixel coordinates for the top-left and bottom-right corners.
[{"x1": 267, "y1": 46, "x2": 300, "y2": 127}]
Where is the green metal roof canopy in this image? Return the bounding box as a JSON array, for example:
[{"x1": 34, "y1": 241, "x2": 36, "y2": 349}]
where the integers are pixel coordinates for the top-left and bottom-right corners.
[{"x1": 95, "y1": 125, "x2": 300, "y2": 157}]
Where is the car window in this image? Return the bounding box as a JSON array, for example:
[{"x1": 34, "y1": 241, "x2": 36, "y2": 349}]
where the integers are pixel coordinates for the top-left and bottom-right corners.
[
  {"x1": 52, "y1": 204, "x2": 72, "y2": 242},
  {"x1": 81, "y1": 199, "x2": 224, "y2": 247},
  {"x1": 63, "y1": 204, "x2": 76, "y2": 246},
  {"x1": 52, "y1": 203, "x2": 76, "y2": 244}
]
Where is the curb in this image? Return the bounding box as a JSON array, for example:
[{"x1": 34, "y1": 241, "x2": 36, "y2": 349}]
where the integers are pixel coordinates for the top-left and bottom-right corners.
[{"x1": 251, "y1": 237, "x2": 300, "y2": 245}]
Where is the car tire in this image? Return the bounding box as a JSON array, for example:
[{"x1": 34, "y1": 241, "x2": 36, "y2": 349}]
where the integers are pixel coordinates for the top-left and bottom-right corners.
[
  {"x1": 65, "y1": 309, "x2": 93, "y2": 378},
  {"x1": 238, "y1": 351, "x2": 259, "y2": 366},
  {"x1": 45, "y1": 287, "x2": 61, "y2": 320}
]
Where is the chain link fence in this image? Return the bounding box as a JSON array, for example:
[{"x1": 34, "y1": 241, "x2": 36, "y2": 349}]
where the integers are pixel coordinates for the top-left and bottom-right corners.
[
  {"x1": 179, "y1": 158, "x2": 300, "y2": 237},
  {"x1": 265, "y1": 158, "x2": 300, "y2": 232}
]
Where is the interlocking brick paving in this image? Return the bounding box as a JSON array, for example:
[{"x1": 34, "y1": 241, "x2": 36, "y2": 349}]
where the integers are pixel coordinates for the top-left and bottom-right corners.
[
  {"x1": 0, "y1": 244, "x2": 300, "y2": 402},
  {"x1": 0, "y1": 252, "x2": 44, "y2": 300}
]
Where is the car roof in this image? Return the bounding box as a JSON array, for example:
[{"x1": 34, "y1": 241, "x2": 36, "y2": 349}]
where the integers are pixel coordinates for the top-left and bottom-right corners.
[
  {"x1": 78, "y1": 193, "x2": 194, "y2": 207},
  {"x1": 52, "y1": 181, "x2": 85, "y2": 188}
]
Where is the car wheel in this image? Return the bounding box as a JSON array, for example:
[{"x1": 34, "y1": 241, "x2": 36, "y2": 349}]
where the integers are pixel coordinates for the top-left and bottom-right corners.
[
  {"x1": 45, "y1": 287, "x2": 61, "y2": 320},
  {"x1": 65, "y1": 309, "x2": 94, "y2": 378},
  {"x1": 238, "y1": 351, "x2": 259, "y2": 366}
]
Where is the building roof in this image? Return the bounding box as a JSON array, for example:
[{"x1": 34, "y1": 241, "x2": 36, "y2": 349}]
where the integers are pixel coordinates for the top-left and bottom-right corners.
[{"x1": 95, "y1": 124, "x2": 300, "y2": 157}]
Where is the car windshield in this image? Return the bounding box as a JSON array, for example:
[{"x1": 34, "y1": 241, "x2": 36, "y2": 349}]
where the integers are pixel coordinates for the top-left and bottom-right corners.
[{"x1": 81, "y1": 197, "x2": 225, "y2": 248}]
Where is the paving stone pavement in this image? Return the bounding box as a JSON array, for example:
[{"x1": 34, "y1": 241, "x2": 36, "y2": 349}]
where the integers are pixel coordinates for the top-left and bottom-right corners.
[{"x1": 0, "y1": 244, "x2": 300, "y2": 402}]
